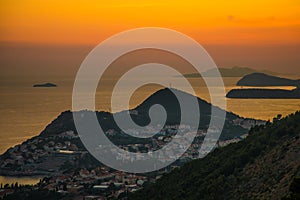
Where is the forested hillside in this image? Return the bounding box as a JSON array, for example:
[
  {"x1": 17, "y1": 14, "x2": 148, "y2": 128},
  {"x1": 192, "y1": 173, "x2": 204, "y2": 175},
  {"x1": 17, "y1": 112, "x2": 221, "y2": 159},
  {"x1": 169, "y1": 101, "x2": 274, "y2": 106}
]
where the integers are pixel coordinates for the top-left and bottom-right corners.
[{"x1": 130, "y1": 112, "x2": 300, "y2": 200}]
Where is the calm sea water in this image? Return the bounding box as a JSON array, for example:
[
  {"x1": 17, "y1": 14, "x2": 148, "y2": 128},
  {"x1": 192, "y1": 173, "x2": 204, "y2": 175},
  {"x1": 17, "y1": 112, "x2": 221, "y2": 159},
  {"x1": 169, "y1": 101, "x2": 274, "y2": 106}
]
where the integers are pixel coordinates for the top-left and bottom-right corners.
[
  {"x1": 1, "y1": 76, "x2": 300, "y2": 155},
  {"x1": 0, "y1": 75, "x2": 300, "y2": 184}
]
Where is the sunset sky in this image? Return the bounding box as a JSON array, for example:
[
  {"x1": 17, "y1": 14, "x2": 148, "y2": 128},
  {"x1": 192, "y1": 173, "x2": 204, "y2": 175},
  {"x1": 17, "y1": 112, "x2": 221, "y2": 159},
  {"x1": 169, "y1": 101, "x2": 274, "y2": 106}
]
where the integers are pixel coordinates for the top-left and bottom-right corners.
[{"x1": 0, "y1": 0, "x2": 300, "y2": 76}]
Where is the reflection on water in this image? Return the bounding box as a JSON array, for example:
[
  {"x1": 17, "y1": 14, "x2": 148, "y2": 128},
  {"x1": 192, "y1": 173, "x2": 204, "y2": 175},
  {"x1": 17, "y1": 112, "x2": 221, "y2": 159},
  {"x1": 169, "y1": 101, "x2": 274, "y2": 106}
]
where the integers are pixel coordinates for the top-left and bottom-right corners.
[
  {"x1": 0, "y1": 175, "x2": 43, "y2": 185},
  {"x1": 231, "y1": 86, "x2": 297, "y2": 90}
]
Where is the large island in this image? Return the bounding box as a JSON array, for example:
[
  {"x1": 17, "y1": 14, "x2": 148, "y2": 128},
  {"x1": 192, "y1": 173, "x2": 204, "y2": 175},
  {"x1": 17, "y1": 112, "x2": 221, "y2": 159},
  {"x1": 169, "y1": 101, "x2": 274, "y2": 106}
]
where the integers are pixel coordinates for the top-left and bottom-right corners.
[{"x1": 227, "y1": 73, "x2": 300, "y2": 99}]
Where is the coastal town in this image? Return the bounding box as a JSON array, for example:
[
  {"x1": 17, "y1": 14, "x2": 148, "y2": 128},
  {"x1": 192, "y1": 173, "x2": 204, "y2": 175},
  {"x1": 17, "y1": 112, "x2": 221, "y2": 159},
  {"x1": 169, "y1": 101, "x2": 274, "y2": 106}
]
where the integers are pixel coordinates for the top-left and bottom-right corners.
[{"x1": 0, "y1": 116, "x2": 263, "y2": 200}]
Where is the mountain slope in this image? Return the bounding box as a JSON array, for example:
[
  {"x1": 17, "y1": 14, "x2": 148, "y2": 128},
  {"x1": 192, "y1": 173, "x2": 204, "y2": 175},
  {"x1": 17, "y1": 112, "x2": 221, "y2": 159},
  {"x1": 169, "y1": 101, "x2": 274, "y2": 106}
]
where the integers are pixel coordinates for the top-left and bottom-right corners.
[{"x1": 130, "y1": 112, "x2": 300, "y2": 200}]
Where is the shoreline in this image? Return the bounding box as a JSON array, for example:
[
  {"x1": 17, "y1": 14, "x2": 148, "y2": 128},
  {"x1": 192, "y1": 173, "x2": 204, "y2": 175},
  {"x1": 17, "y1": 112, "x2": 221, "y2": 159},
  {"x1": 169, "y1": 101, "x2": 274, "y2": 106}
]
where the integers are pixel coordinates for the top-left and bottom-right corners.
[
  {"x1": 0, "y1": 175, "x2": 44, "y2": 185},
  {"x1": 0, "y1": 171, "x2": 52, "y2": 177}
]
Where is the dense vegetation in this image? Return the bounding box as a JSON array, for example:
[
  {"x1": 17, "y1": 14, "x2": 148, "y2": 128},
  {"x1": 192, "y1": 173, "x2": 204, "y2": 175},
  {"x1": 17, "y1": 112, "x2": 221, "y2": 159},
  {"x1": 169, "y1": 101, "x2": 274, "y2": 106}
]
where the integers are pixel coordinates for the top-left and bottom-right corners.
[
  {"x1": 130, "y1": 112, "x2": 300, "y2": 200},
  {"x1": 282, "y1": 169, "x2": 300, "y2": 200}
]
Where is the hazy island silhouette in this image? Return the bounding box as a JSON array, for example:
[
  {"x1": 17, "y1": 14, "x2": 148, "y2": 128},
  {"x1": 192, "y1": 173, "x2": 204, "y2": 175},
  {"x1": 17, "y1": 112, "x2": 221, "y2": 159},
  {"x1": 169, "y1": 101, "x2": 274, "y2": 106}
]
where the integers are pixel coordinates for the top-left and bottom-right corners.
[{"x1": 227, "y1": 73, "x2": 300, "y2": 99}]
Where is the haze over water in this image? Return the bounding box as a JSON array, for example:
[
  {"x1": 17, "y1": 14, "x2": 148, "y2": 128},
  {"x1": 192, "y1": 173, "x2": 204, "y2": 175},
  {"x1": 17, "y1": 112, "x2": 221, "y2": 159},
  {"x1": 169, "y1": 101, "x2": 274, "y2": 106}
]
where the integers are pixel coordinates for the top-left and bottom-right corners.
[{"x1": 1, "y1": 75, "x2": 300, "y2": 154}]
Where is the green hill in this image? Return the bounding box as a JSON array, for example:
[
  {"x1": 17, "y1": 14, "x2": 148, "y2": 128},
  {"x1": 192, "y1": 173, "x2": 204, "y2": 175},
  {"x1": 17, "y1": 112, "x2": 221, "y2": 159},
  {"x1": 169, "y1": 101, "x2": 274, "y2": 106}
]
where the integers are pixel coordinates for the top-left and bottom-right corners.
[{"x1": 130, "y1": 112, "x2": 300, "y2": 200}]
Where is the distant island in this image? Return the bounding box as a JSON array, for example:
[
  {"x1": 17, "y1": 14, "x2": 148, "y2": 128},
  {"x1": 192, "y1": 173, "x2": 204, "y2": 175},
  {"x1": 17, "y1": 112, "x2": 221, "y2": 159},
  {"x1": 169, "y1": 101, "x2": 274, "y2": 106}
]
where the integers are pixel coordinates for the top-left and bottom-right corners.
[
  {"x1": 237, "y1": 73, "x2": 300, "y2": 87},
  {"x1": 183, "y1": 67, "x2": 279, "y2": 78},
  {"x1": 227, "y1": 73, "x2": 300, "y2": 99},
  {"x1": 33, "y1": 82, "x2": 57, "y2": 87},
  {"x1": 227, "y1": 88, "x2": 300, "y2": 99}
]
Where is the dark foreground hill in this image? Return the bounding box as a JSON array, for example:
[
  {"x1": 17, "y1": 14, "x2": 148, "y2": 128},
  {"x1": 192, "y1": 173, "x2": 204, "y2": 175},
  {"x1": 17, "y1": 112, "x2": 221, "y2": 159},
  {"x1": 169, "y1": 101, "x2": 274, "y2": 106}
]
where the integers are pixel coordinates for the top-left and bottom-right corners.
[{"x1": 130, "y1": 112, "x2": 300, "y2": 200}]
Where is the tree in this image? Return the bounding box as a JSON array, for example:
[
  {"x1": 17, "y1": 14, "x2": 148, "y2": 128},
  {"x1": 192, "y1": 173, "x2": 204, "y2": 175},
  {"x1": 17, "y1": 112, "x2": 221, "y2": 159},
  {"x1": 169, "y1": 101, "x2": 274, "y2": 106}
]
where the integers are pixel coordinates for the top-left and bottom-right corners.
[{"x1": 62, "y1": 183, "x2": 67, "y2": 191}]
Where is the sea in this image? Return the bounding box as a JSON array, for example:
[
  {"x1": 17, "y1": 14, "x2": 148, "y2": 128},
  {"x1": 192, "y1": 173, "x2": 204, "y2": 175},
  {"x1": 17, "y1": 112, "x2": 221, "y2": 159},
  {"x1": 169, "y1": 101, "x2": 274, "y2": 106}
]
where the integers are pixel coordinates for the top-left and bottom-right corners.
[{"x1": 0, "y1": 75, "x2": 300, "y2": 184}]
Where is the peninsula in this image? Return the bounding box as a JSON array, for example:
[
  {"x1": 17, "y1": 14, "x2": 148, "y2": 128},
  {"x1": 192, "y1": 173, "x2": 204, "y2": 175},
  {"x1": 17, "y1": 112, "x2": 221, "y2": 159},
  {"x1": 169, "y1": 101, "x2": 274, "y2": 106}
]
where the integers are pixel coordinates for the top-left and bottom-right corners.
[{"x1": 0, "y1": 88, "x2": 263, "y2": 176}]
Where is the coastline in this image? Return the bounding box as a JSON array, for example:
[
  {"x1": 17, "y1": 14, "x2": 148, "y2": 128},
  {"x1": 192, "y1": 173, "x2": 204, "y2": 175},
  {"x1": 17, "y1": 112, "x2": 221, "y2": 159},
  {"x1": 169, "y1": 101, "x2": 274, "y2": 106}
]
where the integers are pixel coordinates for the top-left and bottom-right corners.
[{"x1": 0, "y1": 170, "x2": 55, "y2": 177}]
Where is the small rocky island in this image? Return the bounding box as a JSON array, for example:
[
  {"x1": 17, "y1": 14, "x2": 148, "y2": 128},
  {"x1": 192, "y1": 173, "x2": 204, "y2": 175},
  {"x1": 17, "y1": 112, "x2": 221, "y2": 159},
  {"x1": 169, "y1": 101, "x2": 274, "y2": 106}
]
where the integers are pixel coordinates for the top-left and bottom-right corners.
[{"x1": 33, "y1": 82, "x2": 57, "y2": 87}]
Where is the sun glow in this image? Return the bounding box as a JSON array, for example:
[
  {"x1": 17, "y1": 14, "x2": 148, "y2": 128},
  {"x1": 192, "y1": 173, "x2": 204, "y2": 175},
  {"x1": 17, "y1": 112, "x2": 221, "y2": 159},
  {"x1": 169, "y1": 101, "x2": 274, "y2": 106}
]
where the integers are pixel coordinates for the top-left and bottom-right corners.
[{"x1": 1, "y1": 0, "x2": 299, "y2": 45}]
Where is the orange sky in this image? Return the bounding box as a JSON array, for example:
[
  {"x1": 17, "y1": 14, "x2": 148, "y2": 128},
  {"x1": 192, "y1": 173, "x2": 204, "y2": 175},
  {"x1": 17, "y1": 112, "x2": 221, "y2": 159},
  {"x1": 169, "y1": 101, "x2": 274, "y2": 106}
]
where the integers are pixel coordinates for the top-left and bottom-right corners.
[
  {"x1": 0, "y1": 0, "x2": 300, "y2": 77},
  {"x1": 1, "y1": 0, "x2": 299, "y2": 45}
]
